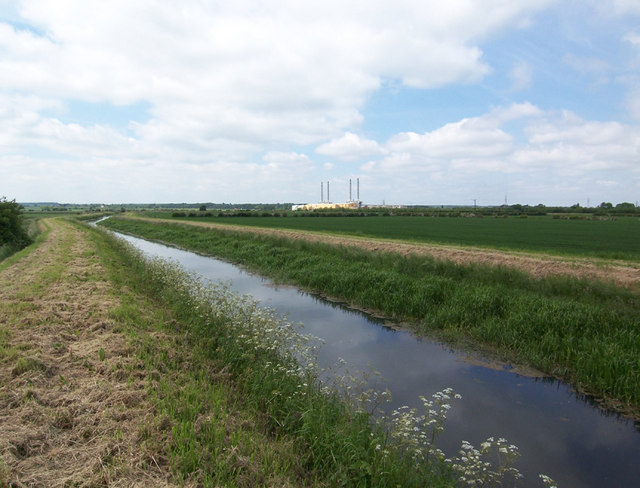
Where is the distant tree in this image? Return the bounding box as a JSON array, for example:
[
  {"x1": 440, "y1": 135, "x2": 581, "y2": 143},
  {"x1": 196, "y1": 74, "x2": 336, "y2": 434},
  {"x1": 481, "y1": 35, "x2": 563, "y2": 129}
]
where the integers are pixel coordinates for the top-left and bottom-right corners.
[
  {"x1": 615, "y1": 202, "x2": 635, "y2": 210},
  {"x1": 199, "y1": 204, "x2": 207, "y2": 212},
  {"x1": 0, "y1": 197, "x2": 31, "y2": 248},
  {"x1": 599, "y1": 202, "x2": 613, "y2": 209}
]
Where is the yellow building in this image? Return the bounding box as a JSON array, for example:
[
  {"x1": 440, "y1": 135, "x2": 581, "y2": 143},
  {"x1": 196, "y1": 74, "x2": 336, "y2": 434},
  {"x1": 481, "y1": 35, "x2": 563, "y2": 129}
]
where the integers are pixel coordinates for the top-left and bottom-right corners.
[{"x1": 291, "y1": 201, "x2": 361, "y2": 211}]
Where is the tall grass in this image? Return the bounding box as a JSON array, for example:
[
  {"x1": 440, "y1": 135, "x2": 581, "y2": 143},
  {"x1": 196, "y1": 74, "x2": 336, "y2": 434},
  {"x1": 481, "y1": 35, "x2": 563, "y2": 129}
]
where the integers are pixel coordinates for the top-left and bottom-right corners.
[
  {"x1": 89, "y1": 221, "x2": 457, "y2": 487},
  {"x1": 100, "y1": 217, "x2": 640, "y2": 413}
]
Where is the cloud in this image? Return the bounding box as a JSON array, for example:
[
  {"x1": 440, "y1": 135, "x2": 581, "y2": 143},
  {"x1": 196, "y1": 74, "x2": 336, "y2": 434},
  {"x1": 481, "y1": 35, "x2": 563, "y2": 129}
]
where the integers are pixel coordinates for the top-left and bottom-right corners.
[
  {"x1": 0, "y1": 0, "x2": 552, "y2": 144},
  {"x1": 1, "y1": 1, "x2": 637, "y2": 206},
  {"x1": 355, "y1": 103, "x2": 640, "y2": 204},
  {"x1": 316, "y1": 132, "x2": 386, "y2": 161}
]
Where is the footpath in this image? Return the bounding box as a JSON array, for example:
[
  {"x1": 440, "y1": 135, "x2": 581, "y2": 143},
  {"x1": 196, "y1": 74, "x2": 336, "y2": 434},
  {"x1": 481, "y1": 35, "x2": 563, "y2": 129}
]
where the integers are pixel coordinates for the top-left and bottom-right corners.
[{"x1": 0, "y1": 219, "x2": 177, "y2": 487}]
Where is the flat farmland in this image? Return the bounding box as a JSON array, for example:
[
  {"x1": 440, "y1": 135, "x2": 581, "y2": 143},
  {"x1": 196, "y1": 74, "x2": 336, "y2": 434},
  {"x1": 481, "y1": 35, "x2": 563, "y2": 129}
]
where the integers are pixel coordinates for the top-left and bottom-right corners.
[{"x1": 164, "y1": 215, "x2": 640, "y2": 261}]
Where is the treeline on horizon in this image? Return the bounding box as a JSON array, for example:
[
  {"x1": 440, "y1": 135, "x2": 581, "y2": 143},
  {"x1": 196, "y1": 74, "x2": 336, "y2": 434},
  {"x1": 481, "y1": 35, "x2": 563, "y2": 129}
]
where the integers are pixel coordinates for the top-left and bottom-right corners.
[
  {"x1": 18, "y1": 200, "x2": 640, "y2": 218},
  {"x1": 168, "y1": 201, "x2": 640, "y2": 219}
]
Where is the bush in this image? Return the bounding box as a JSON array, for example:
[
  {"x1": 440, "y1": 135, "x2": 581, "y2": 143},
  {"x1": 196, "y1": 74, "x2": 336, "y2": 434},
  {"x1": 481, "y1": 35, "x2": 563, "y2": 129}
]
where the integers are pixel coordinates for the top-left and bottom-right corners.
[{"x1": 0, "y1": 197, "x2": 31, "y2": 249}]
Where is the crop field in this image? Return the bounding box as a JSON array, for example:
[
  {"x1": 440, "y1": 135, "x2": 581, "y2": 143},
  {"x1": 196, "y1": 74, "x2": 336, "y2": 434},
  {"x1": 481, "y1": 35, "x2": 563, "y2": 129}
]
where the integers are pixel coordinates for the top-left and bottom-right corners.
[{"x1": 154, "y1": 214, "x2": 640, "y2": 261}]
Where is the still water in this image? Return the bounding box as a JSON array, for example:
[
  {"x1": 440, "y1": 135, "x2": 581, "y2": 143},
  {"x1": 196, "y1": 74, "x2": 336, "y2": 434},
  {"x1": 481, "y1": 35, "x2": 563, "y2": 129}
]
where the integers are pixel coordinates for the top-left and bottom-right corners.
[{"x1": 112, "y1": 229, "x2": 639, "y2": 488}]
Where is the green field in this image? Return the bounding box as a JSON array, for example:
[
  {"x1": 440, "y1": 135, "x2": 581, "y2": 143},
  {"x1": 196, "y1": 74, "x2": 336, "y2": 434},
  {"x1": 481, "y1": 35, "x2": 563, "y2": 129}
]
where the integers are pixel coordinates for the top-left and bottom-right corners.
[{"x1": 150, "y1": 214, "x2": 640, "y2": 261}]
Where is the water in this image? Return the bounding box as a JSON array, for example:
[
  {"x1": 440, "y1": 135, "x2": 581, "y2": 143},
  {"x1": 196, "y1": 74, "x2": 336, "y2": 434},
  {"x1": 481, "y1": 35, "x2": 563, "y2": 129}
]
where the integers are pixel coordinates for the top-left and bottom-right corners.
[{"x1": 111, "y1": 229, "x2": 640, "y2": 487}]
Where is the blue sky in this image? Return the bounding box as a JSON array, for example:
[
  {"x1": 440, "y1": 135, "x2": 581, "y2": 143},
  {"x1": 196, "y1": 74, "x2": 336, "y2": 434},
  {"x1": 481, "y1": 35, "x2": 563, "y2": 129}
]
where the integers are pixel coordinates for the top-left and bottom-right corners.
[{"x1": 1, "y1": 0, "x2": 639, "y2": 205}]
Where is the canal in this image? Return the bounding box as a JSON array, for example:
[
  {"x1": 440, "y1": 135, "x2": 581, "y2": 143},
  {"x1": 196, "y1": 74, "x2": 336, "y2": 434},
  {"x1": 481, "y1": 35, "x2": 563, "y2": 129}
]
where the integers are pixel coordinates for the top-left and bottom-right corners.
[{"x1": 107, "y1": 226, "x2": 640, "y2": 487}]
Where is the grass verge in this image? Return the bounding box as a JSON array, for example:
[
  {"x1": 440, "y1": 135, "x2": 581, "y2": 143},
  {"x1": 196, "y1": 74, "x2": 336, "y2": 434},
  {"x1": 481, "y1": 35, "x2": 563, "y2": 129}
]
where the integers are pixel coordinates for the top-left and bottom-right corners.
[{"x1": 100, "y1": 217, "x2": 640, "y2": 417}]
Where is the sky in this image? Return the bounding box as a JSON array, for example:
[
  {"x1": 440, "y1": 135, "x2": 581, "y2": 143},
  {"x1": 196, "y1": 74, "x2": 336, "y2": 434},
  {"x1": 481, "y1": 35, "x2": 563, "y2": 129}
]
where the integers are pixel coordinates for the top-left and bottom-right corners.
[{"x1": 1, "y1": 0, "x2": 639, "y2": 206}]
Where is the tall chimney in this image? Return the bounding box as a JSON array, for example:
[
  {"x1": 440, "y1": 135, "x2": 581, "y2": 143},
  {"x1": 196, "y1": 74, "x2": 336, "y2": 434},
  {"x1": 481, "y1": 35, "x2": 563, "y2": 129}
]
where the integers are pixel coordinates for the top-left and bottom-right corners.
[
  {"x1": 321, "y1": 182, "x2": 323, "y2": 202},
  {"x1": 327, "y1": 181, "x2": 330, "y2": 202},
  {"x1": 357, "y1": 178, "x2": 360, "y2": 201},
  {"x1": 349, "y1": 179, "x2": 352, "y2": 201}
]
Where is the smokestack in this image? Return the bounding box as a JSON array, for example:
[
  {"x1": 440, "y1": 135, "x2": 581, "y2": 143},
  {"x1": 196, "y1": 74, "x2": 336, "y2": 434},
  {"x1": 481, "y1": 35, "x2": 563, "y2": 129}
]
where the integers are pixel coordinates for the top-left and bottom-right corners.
[
  {"x1": 357, "y1": 178, "x2": 360, "y2": 201},
  {"x1": 349, "y1": 179, "x2": 352, "y2": 201},
  {"x1": 327, "y1": 181, "x2": 330, "y2": 202},
  {"x1": 321, "y1": 182, "x2": 323, "y2": 202}
]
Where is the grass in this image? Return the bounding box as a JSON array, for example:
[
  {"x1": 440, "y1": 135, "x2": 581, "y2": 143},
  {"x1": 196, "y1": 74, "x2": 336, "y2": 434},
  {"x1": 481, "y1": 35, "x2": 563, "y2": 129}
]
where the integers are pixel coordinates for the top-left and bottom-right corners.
[
  {"x1": 149, "y1": 213, "x2": 640, "y2": 261},
  {"x1": 100, "y1": 217, "x2": 640, "y2": 415},
  {"x1": 86, "y1": 220, "x2": 457, "y2": 486}
]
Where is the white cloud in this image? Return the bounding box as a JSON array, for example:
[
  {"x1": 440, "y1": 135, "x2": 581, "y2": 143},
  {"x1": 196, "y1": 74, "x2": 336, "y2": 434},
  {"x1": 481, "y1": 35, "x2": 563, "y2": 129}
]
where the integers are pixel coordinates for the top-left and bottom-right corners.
[
  {"x1": 316, "y1": 132, "x2": 386, "y2": 161},
  {"x1": 0, "y1": 0, "x2": 552, "y2": 143},
  {"x1": 356, "y1": 104, "x2": 640, "y2": 204}
]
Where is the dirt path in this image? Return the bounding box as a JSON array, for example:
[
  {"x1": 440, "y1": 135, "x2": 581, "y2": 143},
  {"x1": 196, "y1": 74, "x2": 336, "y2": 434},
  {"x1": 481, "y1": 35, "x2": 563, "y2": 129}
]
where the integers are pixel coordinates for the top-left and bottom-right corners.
[
  {"x1": 0, "y1": 219, "x2": 177, "y2": 487},
  {"x1": 131, "y1": 216, "x2": 640, "y2": 290}
]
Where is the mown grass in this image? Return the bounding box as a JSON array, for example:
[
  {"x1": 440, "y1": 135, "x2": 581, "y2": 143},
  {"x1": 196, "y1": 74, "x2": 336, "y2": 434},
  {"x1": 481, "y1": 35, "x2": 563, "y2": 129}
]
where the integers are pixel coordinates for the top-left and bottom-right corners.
[
  {"x1": 100, "y1": 217, "x2": 640, "y2": 414},
  {"x1": 151, "y1": 213, "x2": 640, "y2": 261},
  {"x1": 87, "y1": 220, "x2": 455, "y2": 487}
]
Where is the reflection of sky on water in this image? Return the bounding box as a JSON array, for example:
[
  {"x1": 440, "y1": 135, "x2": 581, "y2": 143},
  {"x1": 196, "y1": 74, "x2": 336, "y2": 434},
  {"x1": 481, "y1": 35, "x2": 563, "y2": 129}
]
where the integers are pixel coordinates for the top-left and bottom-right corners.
[{"x1": 115, "y1": 232, "x2": 640, "y2": 488}]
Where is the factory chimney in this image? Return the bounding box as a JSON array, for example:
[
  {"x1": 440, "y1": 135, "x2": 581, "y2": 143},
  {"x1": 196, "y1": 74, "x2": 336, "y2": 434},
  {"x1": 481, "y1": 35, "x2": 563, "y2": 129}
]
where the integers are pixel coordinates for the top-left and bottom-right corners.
[{"x1": 327, "y1": 181, "x2": 330, "y2": 202}]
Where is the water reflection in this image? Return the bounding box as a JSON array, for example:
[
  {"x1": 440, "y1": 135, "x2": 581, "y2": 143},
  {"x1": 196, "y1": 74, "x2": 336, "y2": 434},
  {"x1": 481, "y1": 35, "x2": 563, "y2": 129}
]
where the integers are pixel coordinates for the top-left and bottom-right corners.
[{"x1": 109, "y1": 230, "x2": 640, "y2": 488}]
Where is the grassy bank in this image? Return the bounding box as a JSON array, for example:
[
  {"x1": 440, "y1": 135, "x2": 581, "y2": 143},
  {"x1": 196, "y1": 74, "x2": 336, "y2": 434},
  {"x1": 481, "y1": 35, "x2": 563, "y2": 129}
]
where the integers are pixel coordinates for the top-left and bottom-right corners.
[
  {"x1": 145, "y1": 212, "x2": 640, "y2": 261},
  {"x1": 91, "y1": 222, "x2": 457, "y2": 487},
  {"x1": 100, "y1": 217, "x2": 640, "y2": 416},
  {"x1": 3, "y1": 218, "x2": 475, "y2": 486}
]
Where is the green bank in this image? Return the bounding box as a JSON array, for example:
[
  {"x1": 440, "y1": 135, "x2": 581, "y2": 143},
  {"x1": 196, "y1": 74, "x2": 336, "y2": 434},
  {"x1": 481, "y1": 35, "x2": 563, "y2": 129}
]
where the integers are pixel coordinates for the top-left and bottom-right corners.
[
  {"x1": 100, "y1": 216, "x2": 640, "y2": 417},
  {"x1": 85, "y1": 220, "x2": 458, "y2": 487}
]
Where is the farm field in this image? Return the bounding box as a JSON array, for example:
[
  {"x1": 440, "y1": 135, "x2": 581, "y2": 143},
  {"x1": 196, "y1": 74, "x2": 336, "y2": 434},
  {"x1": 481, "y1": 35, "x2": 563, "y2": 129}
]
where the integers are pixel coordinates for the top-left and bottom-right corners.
[
  {"x1": 127, "y1": 215, "x2": 640, "y2": 289},
  {"x1": 150, "y1": 213, "x2": 640, "y2": 261},
  {"x1": 101, "y1": 216, "x2": 640, "y2": 418},
  {"x1": 0, "y1": 218, "x2": 456, "y2": 487}
]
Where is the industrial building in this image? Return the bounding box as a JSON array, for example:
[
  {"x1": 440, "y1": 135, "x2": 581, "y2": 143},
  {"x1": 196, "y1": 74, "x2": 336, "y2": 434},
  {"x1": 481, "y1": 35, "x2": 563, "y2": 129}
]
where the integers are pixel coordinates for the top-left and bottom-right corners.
[{"x1": 292, "y1": 179, "x2": 362, "y2": 211}]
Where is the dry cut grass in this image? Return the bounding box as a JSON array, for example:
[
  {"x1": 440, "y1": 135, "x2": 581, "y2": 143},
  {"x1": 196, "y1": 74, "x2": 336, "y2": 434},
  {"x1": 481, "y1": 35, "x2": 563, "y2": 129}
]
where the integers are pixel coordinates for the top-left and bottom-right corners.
[{"x1": 0, "y1": 219, "x2": 179, "y2": 487}]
